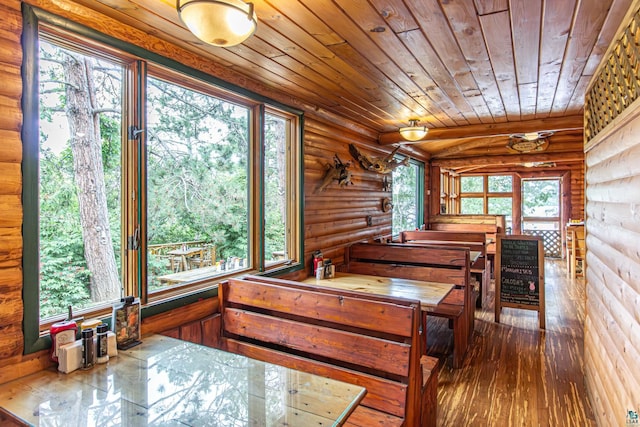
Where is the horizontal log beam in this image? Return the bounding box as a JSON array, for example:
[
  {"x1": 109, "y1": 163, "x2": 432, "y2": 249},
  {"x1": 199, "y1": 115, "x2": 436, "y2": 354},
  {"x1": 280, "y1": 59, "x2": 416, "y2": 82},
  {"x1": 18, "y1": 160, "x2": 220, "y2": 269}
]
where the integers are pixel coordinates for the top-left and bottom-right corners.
[
  {"x1": 378, "y1": 115, "x2": 584, "y2": 145},
  {"x1": 432, "y1": 151, "x2": 584, "y2": 169}
]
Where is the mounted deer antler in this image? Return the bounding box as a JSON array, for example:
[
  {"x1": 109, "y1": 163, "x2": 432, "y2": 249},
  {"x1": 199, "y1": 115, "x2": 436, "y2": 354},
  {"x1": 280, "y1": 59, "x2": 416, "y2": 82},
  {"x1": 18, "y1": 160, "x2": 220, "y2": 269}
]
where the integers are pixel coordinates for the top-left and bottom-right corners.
[
  {"x1": 316, "y1": 154, "x2": 353, "y2": 192},
  {"x1": 349, "y1": 144, "x2": 410, "y2": 174}
]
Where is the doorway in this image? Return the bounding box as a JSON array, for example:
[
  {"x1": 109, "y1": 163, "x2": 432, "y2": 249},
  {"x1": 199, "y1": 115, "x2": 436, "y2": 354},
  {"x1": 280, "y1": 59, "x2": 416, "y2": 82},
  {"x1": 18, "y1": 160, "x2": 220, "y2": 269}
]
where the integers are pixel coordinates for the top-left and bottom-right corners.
[{"x1": 521, "y1": 179, "x2": 561, "y2": 257}]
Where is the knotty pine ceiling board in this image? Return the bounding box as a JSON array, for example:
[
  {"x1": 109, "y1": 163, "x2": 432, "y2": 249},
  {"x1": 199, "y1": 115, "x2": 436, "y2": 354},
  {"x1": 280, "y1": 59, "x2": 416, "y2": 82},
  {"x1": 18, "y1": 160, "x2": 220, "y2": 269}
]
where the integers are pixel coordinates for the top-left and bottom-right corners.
[
  {"x1": 583, "y1": 0, "x2": 634, "y2": 74},
  {"x1": 512, "y1": 0, "x2": 542, "y2": 120},
  {"x1": 397, "y1": 27, "x2": 487, "y2": 125},
  {"x1": 474, "y1": 0, "x2": 509, "y2": 16},
  {"x1": 511, "y1": 0, "x2": 542, "y2": 86},
  {"x1": 253, "y1": 3, "x2": 385, "y2": 107},
  {"x1": 334, "y1": 0, "x2": 468, "y2": 126},
  {"x1": 299, "y1": 0, "x2": 452, "y2": 127},
  {"x1": 375, "y1": 0, "x2": 481, "y2": 125},
  {"x1": 536, "y1": 0, "x2": 576, "y2": 116},
  {"x1": 273, "y1": 0, "x2": 445, "y2": 128},
  {"x1": 552, "y1": 0, "x2": 614, "y2": 113},
  {"x1": 409, "y1": 0, "x2": 489, "y2": 118},
  {"x1": 438, "y1": 0, "x2": 507, "y2": 122},
  {"x1": 479, "y1": 11, "x2": 520, "y2": 121},
  {"x1": 53, "y1": 0, "x2": 634, "y2": 160},
  {"x1": 327, "y1": 41, "x2": 439, "y2": 125}
]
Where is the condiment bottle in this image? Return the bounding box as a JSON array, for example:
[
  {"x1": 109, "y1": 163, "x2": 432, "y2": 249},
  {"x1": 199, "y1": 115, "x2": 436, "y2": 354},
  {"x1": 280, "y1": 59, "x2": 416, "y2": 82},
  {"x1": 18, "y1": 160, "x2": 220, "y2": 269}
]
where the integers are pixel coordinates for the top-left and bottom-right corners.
[
  {"x1": 96, "y1": 323, "x2": 109, "y2": 364},
  {"x1": 81, "y1": 328, "x2": 95, "y2": 370},
  {"x1": 50, "y1": 306, "x2": 78, "y2": 362}
]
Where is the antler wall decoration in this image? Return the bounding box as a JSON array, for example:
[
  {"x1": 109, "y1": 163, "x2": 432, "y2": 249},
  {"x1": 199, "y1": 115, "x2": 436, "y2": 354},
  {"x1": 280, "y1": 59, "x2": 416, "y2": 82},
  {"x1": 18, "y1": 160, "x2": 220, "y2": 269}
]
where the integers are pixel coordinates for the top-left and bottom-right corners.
[
  {"x1": 316, "y1": 154, "x2": 354, "y2": 192},
  {"x1": 349, "y1": 144, "x2": 410, "y2": 174}
]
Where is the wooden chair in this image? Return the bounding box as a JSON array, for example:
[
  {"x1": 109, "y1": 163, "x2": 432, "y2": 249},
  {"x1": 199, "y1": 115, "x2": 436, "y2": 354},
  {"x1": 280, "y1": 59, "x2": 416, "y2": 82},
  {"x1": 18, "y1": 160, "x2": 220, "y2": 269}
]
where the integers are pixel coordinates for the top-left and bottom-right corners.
[
  {"x1": 169, "y1": 256, "x2": 183, "y2": 272},
  {"x1": 565, "y1": 229, "x2": 574, "y2": 278},
  {"x1": 570, "y1": 226, "x2": 586, "y2": 279},
  {"x1": 188, "y1": 245, "x2": 215, "y2": 269}
]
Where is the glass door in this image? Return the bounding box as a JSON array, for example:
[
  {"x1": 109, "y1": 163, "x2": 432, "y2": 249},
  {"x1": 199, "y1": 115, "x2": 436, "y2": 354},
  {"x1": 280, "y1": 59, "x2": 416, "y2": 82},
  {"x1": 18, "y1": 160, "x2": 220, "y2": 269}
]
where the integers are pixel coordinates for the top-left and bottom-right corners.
[{"x1": 521, "y1": 179, "x2": 561, "y2": 257}]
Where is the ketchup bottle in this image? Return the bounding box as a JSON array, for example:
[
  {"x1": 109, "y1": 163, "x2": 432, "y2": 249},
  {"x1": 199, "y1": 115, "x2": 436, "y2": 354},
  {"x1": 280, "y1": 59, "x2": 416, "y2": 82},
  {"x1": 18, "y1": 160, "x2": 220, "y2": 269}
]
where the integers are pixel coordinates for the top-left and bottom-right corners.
[{"x1": 50, "y1": 306, "x2": 78, "y2": 362}]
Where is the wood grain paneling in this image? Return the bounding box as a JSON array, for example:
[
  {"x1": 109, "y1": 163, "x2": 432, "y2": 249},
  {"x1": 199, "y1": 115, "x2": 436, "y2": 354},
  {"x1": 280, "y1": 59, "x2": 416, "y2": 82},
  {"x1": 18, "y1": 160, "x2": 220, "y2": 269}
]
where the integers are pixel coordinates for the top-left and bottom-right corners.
[
  {"x1": 302, "y1": 117, "x2": 414, "y2": 270},
  {"x1": 0, "y1": 0, "x2": 22, "y2": 365},
  {"x1": 438, "y1": 0, "x2": 506, "y2": 122},
  {"x1": 14, "y1": 0, "x2": 632, "y2": 163},
  {"x1": 584, "y1": 100, "x2": 640, "y2": 425},
  {"x1": 479, "y1": 11, "x2": 520, "y2": 121}
]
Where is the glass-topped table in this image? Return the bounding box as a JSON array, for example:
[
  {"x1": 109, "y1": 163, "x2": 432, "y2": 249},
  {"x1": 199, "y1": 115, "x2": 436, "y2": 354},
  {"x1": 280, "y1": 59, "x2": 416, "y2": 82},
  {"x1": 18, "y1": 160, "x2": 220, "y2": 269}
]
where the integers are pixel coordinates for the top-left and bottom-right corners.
[{"x1": 0, "y1": 335, "x2": 366, "y2": 426}]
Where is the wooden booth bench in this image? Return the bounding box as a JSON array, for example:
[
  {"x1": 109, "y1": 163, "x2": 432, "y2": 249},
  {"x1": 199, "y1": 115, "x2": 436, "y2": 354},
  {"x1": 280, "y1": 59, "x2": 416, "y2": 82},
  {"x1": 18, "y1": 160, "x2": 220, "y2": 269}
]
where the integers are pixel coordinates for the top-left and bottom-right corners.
[
  {"x1": 217, "y1": 275, "x2": 439, "y2": 427},
  {"x1": 399, "y1": 230, "x2": 491, "y2": 308},
  {"x1": 343, "y1": 242, "x2": 472, "y2": 369},
  {"x1": 428, "y1": 214, "x2": 504, "y2": 271}
]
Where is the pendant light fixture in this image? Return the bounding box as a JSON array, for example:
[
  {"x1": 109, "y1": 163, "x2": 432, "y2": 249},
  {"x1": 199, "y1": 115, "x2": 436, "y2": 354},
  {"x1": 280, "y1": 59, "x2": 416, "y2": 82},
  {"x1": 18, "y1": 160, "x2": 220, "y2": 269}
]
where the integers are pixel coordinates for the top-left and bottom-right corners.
[
  {"x1": 399, "y1": 119, "x2": 428, "y2": 141},
  {"x1": 177, "y1": 0, "x2": 258, "y2": 47}
]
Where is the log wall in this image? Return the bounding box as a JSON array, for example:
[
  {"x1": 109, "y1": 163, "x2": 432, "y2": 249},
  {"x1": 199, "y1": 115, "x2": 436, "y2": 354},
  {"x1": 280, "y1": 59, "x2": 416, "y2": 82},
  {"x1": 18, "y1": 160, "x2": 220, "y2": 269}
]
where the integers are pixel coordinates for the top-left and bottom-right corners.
[
  {"x1": 583, "y1": 104, "x2": 640, "y2": 426},
  {"x1": 0, "y1": 0, "x2": 26, "y2": 377},
  {"x1": 288, "y1": 117, "x2": 424, "y2": 281}
]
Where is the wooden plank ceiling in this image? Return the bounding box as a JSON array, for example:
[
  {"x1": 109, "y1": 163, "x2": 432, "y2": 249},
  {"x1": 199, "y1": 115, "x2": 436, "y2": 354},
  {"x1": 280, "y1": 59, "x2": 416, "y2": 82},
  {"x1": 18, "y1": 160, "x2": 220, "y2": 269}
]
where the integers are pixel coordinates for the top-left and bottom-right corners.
[{"x1": 70, "y1": 0, "x2": 633, "y2": 170}]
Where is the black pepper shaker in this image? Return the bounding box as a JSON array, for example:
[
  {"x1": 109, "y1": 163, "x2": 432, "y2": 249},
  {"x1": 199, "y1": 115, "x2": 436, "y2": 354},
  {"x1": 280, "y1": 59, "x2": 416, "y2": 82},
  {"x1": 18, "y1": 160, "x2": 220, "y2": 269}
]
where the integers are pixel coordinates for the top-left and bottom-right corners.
[
  {"x1": 96, "y1": 323, "x2": 109, "y2": 364},
  {"x1": 81, "y1": 328, "x2": 95, "y2": 370}
]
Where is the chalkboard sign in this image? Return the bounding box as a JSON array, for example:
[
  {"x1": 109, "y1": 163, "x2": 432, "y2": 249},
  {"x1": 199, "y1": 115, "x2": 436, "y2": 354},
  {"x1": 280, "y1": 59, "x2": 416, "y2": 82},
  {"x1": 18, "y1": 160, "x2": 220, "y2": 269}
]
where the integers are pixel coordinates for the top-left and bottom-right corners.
[{"x1": 495, "y1": 235, "x2": 545, "y2": 329}]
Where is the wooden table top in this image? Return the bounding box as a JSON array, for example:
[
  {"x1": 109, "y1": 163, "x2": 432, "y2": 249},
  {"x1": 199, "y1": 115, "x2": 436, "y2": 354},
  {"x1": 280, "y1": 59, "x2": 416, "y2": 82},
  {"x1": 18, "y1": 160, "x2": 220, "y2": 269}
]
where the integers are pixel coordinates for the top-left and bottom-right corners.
[
  {"x1": 0, "y1": 335, "x2": 366, "y2": 426},
  {"x1": 303, "y1": 272, "x2": 454, "y2": 309},
  {"x1": 167, "y1": 246, "x2": 203, "y2": 256}
]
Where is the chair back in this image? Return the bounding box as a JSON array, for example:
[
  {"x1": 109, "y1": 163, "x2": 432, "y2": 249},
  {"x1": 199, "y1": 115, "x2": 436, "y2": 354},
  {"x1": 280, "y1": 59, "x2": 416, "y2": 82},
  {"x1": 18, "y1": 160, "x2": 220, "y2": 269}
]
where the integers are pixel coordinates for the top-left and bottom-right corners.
[{"x1": 569, "y1": 225, "x2": 586, "y2": 278}]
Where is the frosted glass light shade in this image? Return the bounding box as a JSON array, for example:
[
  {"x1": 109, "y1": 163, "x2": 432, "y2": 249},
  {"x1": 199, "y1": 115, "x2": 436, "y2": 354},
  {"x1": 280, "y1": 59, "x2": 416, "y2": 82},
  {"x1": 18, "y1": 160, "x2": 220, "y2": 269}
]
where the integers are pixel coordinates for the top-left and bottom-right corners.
[
  {"x1": 399, "y1": 120, "x2": 428, "y2": 141},
  {"x1": 177, "y1": 0, "x2": 257, "y2": 47}
]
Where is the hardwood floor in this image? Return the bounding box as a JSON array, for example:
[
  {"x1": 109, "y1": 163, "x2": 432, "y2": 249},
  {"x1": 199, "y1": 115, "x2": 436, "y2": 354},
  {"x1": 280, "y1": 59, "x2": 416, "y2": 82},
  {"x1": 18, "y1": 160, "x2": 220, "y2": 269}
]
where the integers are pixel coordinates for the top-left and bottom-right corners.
[{"x1": 427, "y1": 259, "x2": 596, "y2": 426}]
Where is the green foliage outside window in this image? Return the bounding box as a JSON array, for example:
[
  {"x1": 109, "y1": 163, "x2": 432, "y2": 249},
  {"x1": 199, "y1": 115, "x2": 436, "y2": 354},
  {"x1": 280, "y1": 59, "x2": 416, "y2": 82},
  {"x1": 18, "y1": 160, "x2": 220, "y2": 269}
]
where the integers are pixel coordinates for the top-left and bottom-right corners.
[
  {"x1": 522, "y1": 180, "x2": 560, "y2": 216},
  {"x1": 488, "y1": 175, "x2": 512, "y2": 192},
  {"x1": 38, "y1": 39, "x2": 290, "y2": 318},
  {"x1": 392, "y1": 162, "x2": 422, "y2": 235},
  {"x1": 461, "y1": 176, "x2": 483, "y2": 192},
  {"x1": 461, "y1": 197, "x2": 483, "y2": 214}
]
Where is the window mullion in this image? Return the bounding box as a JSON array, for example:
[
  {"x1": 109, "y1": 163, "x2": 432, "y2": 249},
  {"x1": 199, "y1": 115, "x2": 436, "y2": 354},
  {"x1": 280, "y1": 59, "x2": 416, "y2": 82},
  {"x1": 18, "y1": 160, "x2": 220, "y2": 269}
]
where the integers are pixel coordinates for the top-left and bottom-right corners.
[
  {"x1": 254, "y1": 105, "x2": 265, "y2": 271},
  {"x1": 123, "y1": 60, "x2": 146, "y2": 302}
]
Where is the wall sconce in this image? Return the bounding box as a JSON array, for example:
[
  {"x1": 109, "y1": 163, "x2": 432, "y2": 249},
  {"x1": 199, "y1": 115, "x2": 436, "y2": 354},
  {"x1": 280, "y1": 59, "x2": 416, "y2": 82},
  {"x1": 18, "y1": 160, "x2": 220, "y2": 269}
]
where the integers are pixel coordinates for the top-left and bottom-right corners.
[
  {"x1": 177, "y1": 0, "x2": 258, "y2": 47},
  {"x1": 399, "y1": 119, "x2": 428, "y2": 141}
]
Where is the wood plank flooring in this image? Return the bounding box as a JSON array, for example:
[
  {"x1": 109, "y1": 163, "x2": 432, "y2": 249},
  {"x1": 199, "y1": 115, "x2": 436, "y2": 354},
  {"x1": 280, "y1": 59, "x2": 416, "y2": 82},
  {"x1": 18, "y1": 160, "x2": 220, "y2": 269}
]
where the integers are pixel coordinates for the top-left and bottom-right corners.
[{"x1": 427, "y1": 259, "x2": 596, "y2": 426}]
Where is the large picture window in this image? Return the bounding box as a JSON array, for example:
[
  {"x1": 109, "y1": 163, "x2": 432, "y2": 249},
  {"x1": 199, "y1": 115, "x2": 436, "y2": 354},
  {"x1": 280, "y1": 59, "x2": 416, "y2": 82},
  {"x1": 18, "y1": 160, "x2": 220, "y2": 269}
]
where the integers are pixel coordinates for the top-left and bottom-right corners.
[{"x1": 23, "y1": 11, "x2": 302, "y2": 352}]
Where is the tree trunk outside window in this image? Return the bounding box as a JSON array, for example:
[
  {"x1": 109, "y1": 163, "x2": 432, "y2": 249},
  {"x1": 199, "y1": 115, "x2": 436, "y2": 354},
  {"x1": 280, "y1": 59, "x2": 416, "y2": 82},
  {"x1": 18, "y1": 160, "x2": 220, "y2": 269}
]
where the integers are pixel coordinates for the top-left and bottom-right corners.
[{"x1": 63, "y1": 56, "x2": 120, "y2": 302}]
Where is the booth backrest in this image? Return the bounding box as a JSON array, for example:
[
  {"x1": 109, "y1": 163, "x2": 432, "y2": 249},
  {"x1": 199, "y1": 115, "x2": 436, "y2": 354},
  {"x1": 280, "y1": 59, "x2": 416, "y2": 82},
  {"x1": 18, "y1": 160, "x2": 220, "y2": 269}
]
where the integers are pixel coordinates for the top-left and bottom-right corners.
[{"x1": 217, "y1": 275, "x2": 427, "y2": 426}]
